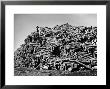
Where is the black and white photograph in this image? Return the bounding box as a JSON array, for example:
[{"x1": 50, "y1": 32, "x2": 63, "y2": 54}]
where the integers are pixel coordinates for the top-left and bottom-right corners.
[
  {"x1": 1, "y1": 1, "x2": 107, "y2": 86},
  {"x1": 14, "y1": 14, "x2": 97, "y2": 76}
]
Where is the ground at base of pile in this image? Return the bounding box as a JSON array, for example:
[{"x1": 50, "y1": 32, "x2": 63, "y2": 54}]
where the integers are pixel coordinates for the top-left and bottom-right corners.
[{"x1": 14, "y1": 67, "x2": 97, "y2": 76}]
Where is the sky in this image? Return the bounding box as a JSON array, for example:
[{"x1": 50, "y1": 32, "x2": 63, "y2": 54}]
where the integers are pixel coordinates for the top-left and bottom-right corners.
[{"x1": 14, "y1": 14, "x2": 97, "y2": 51}]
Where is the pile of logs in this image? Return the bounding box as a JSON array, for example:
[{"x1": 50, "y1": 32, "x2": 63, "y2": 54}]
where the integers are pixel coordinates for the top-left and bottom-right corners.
[{"x1": 14, "y1": 23, "x2": 97, "y2": 72}]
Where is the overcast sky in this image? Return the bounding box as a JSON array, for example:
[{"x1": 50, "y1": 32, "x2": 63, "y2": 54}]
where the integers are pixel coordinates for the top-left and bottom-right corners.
[{"x1": 14, "y1": 14, "x2": 97, "y2": 51}]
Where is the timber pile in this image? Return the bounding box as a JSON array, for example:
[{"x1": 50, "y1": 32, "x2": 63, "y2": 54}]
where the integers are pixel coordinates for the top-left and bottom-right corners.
[{"x1": 14, "y1": 23, "x2": 97, "y2": 76}]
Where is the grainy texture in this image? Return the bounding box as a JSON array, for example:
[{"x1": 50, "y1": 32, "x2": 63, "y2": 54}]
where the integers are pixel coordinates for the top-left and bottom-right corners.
[{"x1": 14, "y1": 23, "x2": 97, "y2": 76}]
